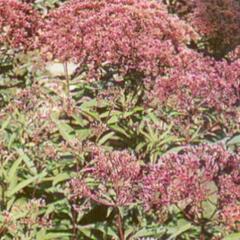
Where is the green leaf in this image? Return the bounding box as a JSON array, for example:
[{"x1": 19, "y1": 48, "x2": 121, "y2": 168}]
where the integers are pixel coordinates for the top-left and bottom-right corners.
[
  {"x1": 80, "y1": 223, "x2": 119, "y2": 239},
  {"x1": 7, "y1": 157, "x2": 22, "y2": 183},
  {"x1": 8, "y1": 132, "x2": 16, "y2": 149},
  {"x1": 7, "y1": 171, "x2": 47, "y2": 197},
  {"x1": 161, "y1": 146, "x2": 184, "y2": 156},
  {"x1": 80, "y1": 99, "x2": 97, "y2": 108},
  {"x1": 110, "y1": 124, "x2": 130, "y2": 138},
  {"x1": 7, "y1": 157, "x2": 22, "y2": 191},
  {"x1": 98, "y1": 132, "x2": 115, "y2": 145},
  {"x1": 227, "y1": 134, "x2": 240, "y2": 146},
  {"x1": 56, "y1": 121, "x2": 75, "y2": 141},
  {"x1": 130, "y1": 226, "x2": 166, "y2": 239},
  {"x1": 76, "y1": 129, "x2": 91, "y2": 141},
  {"x1": 81, "y1": 109, "x2": 100, "y2": 121},
  {"x1": 202, "y1": 181, "x2": 218, "y2": 219},
  {"x1": 53, "y1": 172, "x2": 71, "y2": 186},
  {"x1": 51, "y1": 112, "x2": 75, "y2": 141},
  {"x1": 72, "y1": 115, "x2": 88, "y2": 127},
  {"x1": 0, "y1": 116, "x2": 11, "y2": 131},
  {"x1": 107, "y1": 114, "x2": 121, "y2": 124},
  {"x1": 36, "y1": 229, "x2": 47, "y2": 240},
  {"x1": 42, "y1": 232, "x2": 72, "y2": 240},
  {"x1": 167, "y1": 221, "x2": 192, "y2": 240}
]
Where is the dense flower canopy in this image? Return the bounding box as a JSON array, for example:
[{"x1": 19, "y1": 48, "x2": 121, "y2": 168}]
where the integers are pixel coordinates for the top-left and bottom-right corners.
[
  {"x1": 37, "y1": 0, "x2": 240, "y2": 115},
  {"x1": 38, "y1": 0, "x2": 196, "y2": 79},
  {"x1": 166, "y1": 0, "x2": 240, "y2": 58}
]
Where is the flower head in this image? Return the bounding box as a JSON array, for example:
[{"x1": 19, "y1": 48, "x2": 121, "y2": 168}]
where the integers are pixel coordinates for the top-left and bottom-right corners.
[
  {"x1": 0, "y1": 0, "x2": 40, "y2": 49},
  {"x1": 69, "y1": 148, "x2": 142, "y2": 206}
]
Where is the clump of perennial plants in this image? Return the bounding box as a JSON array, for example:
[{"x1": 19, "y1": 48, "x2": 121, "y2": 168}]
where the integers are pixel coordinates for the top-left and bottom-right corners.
[
  {"x1": 0, "y1": 0, "x2": 240, "y2": 239},
  {"x1": 38, "y1": 0, "x2": 240, "y2": 130},
  {"x1": 69, "y1": 148, "x2": 142, "y2": 240}
]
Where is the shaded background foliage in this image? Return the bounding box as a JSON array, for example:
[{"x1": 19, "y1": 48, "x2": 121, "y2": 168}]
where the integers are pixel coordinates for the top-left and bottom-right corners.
[{"x1": 0, "y1": 0, "x2": 239, "y2": 239}]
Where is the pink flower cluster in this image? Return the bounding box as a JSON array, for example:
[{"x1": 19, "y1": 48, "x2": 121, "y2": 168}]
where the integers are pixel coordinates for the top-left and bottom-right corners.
[
  {"x1": 220, "y1": 204, "x2": 240, "y2": 231},
  {"x1": 153, "y1": 49, "x2": 240, "y2": 112},
  {"x1": 38, "y1": 0, "x2": 196, "y2": 80},
  {"x1": 228, "y1": 45, "x2": 240, "y2": 62},
  {"x1": 142, "y1": 144, "x2": 240, "y2": 227},
  {"x1": 69, "y1": 144, "x2": 240, "y2": 229},
  {"x1": 0, "y1": 0, "x2": 39, "y2": 49},
  {"x1": 70, "y1": 148, "x2": 141, "y2": 206},
  {"x1": 37, "y1": 0, "x2": 240, "y2": 114}
]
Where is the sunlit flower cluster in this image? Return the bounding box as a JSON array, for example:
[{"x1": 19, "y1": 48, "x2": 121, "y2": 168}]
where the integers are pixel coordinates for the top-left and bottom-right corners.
[
  {"x1": 38, "y1": 0, "x2": 196, "y2": 80},
  {"x1": 166, "y1": 0, "x2": 240, "y2": 57}
]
